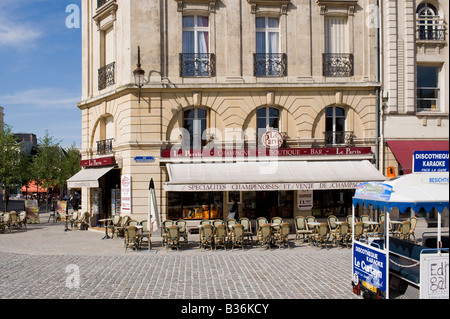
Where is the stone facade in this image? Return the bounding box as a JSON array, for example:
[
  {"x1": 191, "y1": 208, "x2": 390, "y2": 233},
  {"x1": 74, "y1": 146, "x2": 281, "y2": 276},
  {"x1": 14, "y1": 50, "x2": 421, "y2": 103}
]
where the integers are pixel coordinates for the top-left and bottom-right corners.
[{"x1": 79, "y1": 0, "x2": 381, "y2": 222}]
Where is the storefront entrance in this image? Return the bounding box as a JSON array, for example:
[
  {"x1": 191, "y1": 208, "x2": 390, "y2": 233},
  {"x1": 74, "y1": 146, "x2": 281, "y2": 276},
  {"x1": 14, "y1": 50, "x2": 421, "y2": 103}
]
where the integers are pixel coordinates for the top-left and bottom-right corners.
[{"x1": 242, "y1": 191, "x2": 293, "y2": 219}]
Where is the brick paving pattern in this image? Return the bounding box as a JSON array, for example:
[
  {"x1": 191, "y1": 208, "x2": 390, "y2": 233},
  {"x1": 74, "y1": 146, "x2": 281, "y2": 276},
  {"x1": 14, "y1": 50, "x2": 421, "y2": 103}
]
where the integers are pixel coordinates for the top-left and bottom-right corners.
[{"x1": 0, "y1": 211, "x2": 426, "y2": 300}]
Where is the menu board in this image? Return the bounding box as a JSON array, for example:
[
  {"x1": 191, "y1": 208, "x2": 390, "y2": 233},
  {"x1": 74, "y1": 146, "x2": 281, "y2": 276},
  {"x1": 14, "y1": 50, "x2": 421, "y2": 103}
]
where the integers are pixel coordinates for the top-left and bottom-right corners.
[
  {"x1": 25, "y1": 199, "x2": 40, "y2": 224},
  {"x1": 56, "y1": 201, "x2": 68, "y2": 221}
]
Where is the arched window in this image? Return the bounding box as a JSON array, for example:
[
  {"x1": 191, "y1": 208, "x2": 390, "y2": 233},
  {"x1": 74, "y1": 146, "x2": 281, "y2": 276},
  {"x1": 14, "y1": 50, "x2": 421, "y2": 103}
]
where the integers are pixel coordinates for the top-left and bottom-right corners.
[
  {"x1": 257, "y1": 106, "x2": 280, "y2": 145},
  {"x1": 183, "y1": 108, "x2": 207, "y2": 149},
  {"x1": 416, "y1": 3, "x2": 443, "y2": 40},
  {"x1": 325, "y1": 106, "x2": 347, "y2": 145}
]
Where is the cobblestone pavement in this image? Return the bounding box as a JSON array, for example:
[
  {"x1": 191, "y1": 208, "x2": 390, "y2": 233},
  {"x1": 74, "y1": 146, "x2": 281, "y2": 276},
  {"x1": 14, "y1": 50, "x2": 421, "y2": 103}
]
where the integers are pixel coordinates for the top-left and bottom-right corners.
[{"x1": 0, "y1": 212, "x2": 423, "y2": 302}]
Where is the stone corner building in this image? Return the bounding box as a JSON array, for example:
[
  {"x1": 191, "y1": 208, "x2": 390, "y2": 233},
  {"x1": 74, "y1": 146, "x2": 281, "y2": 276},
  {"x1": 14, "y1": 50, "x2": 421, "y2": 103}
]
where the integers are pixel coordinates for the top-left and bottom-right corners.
[{"x1": 73, "y1": 0, "x2": 386, "y2": 227}]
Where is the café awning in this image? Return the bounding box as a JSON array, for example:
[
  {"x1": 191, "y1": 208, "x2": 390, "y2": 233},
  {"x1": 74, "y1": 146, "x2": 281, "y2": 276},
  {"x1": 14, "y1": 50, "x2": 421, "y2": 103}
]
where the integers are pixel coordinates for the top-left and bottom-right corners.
[
  {"x1": 67, "y1": 166, "x2": 115, "y2": 189},
  {"x1": 164, "y1": 160, "x2": 386, "y2": 192}
]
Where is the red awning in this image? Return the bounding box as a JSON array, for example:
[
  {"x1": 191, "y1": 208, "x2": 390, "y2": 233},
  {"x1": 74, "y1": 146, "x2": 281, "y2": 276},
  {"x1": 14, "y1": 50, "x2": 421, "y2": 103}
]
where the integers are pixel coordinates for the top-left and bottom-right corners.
[
  {"x1": 387, "y1": 140, "x2": 449, "y2": 174},
  {"x1": 20, "y1": 181, "x2": 48, "y2": 193}
]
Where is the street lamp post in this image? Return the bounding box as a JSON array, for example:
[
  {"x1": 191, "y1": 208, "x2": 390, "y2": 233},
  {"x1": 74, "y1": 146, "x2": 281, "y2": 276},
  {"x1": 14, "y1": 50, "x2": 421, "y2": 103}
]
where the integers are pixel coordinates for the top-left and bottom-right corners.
[{"x1": 133, "y1": 46, "x2": 145, "y2": 104}]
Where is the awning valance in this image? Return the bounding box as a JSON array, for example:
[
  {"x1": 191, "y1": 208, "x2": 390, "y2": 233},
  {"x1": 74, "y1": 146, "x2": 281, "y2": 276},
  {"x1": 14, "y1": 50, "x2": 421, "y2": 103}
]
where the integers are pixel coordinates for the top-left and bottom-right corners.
[
  {"x1": 352, "y1": 172, "x2": 449, "y2": 213},
  {"x1": 164, "y1": 160, "x2": 386, "y2": 192},
  {"x1": 67, "y1": 166, "x2": 115, "y2": 189}
]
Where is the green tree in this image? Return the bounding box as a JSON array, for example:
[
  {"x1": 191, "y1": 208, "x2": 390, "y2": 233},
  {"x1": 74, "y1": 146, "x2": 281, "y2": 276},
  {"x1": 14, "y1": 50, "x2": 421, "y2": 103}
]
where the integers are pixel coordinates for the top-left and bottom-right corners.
[
  {"x1": 58, "y1": 143, "x2": 81, "y2": 197},
  {"x1": 0, "y1": 123, "x2": 24, "y2": 211},
  {"x1": 30, "y1": 130, "x2": 62, "y2": 213}
]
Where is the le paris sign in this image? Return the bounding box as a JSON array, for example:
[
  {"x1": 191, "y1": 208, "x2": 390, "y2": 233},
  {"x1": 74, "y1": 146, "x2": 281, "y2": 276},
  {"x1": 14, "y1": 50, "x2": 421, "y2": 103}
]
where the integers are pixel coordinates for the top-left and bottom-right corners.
[{"x1": 261, "y1": 128, "x2": 283, "y2": 148}]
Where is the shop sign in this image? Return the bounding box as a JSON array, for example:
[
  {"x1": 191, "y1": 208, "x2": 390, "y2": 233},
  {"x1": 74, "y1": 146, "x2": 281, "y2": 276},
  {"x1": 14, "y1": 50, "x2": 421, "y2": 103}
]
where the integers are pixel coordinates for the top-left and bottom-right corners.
[
  {"x1": 420, "y1": 253, "x2": 449, "y2": 299},
  {"x1": 120, "y1": 175, "x2": 131, "y2": 214},
  {"x1": 352, "y1": 241, "x2": 387, "y2": 296},
  {"x1": 297, "y1": 190, "x2": 313, "y2": 210},
  {"x1": 164, "y1": 181, "x2": 361, "y2": 192},
  {"x1": 80, "y1": 156, "x2": 116, "y2": 167},
  {"x1": 261, "y1": 128, "x2": 283, "y2": 148},
  {"x1": 413, "y1": 151, "x2": 449, "y2": 173},
  {"x1": 161, "y1": 147, "x2": 372, "y2": 159}
]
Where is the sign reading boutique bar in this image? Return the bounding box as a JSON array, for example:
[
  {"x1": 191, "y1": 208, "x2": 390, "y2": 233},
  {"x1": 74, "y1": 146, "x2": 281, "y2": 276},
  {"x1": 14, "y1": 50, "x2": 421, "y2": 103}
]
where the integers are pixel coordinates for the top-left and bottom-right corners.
[{"x1": 162, "y1": 146, "x2": 372, "y2": 159}]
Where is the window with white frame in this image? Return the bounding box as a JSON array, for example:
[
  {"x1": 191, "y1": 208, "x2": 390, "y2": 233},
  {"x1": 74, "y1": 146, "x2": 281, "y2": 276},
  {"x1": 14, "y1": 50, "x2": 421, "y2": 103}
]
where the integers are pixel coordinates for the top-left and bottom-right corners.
[
  {"x1": 416, "y1": 3, "x2": 445, "y2": 41},
  {"x1": 255, "y1": 17, "x2": 286, "y2": 76},
  {"x1": 417, "y1": 66, "x2": 440, "y2": 111},
  {"x1": 181, "y1": 15, "x2": 211, "y2": 76},
  {"x1": 325, "y1": 106, "x2": 348, "y2": 145}
]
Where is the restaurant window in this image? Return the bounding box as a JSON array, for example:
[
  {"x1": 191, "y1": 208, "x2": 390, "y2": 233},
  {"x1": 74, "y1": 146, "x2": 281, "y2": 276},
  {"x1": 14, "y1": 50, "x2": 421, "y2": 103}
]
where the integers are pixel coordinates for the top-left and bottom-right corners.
[
  {"x1": 417, "y1": 65, "x2": 440, "y2": 111},
  {"x1": 257, "y1": 106, "x2": 280, "y2": 145},
  {"x1": 242, "y1": 191, "x2": 293, "y2": 219},
  {"x1": 167, "y1": 192, "x2": 223, "y2": 220},
  {"x1": 183, "y1": 108, "x2": 207, "y2": 149},
  {"x1": 312, "y1": 190, "x2": 353, "y2": 217}
]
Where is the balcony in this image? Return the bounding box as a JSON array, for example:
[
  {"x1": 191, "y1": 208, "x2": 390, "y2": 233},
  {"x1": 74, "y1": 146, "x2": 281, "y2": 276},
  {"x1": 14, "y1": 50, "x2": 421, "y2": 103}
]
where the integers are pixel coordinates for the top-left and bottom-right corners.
[
  {"x1": 416, "y1": 17, "x2": 446, "y2": 41},
  {"x1": 98, "y1": 62, "x2": 115, "y2": 90},
  {"x1": 179, "y1": 53, "x2": 216, "y2": 77},
  {"x1": 254, "y1": 53, "x2": 287, "y2": 77},
  {"x1": 96, "y1": 138, "x2": 114, "y2": 155},
  {"x1": 324, "y1": 131, "x2": 354, "y2": 146},
  {"x1": 323, "y1": 53, "x2": 354, "y2": 77}
]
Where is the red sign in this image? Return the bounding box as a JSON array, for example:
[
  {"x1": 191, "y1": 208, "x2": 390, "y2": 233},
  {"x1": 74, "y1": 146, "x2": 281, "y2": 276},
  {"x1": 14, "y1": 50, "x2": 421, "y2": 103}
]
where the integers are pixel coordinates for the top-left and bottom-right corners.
[
  {"x1": 161, "y1": 147, "x2": 372, "y2": 158},
  {"x1": 80, "y1": 156, "x2": 116, "y2": 167},
  {"x1": 261, "y1": 129, "x2": 283, "y2": 148}
]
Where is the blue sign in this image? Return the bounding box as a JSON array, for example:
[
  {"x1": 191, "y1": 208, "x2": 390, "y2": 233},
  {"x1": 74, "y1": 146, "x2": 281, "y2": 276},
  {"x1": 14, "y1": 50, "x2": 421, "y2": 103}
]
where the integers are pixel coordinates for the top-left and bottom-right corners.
[
  {"x1": 354, "y1": 182, "x2": 393, "y2": 201},
  {"x1": 353, "y1": 241, "x2": 387, "y2": 293},
  {"x1": 134, "y1": 156, "x2": 155, "y2": 163},
  {"x1": 413, "y1": 151, "x2": 449, "y2": 173}
]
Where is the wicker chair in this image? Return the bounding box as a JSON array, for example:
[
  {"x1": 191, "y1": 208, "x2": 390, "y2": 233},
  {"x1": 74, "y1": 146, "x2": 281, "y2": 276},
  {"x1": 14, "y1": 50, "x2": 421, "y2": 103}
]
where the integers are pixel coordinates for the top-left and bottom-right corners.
[
  {"x1": 257, "y1": 223, "x2": 272, "y2": 250},
  {"x1": 107, "y1": 215, "x2": 122, "y2": 237},
  {"x1": 256, "y1": 217, "x2": 268, "y2": 239},
  {"x1": 212, "y1": 219, "x2": 224, "y2": 228},
  {"x1": 8, "y1": 211, "x2": 20, "y2": 231},
  {"x1": 18, "y1": 211, "x2": 27, "y2": 230},
  {"x1": 166, "y1": 225, "x2": 181, "y2": 251},
  {"x1": 230, "y1": 224, "x2": 245, "y2": 251},
  {"x1": 124, "y1": 226, "x2": 140, "y2": 252},
  {"x1": 199, "y1": 224, "x2": 214, "y2": 251},
  {"x1": 213, "y1": 224, "x2": 227, "y2": 251},
  {"x1": 77, "y1": 212, "x2": 90, "y2": 230},
  {"x1": 138, "y1": 220, "x2": 154, "y2": 249},
  {"x1": 162, "y1": 220, "x2": 174, "y2": 247},
  {"x1": 312, "y1": 223, "x2": 329, "y2": 250},
  {"x1": 333, "y1": 222, "x2": 350, "y2": 249},
  {"x1": 115, "y1": 215, "x2": 130, "y2": 238},
  {"x1": 396, "y1": 220, "x2": 411, "y2": 240},
  {"x1": 294, "y1": 216, "x2": 313, "y2": 243},
  {"x1": 327, "y1": 215, "x2": 339, "y2": 239},
  {"x1": 127, "y1": 219, "x2": 139, "y2": 227},
  {"x1": 353, "y1": 222, "x2": 365, "y2": 241},
  {"x1": 176, "y1": 219, "x2": 188, "y2": 244},
  {"x1": 69, "y1": 211, "x2": 79, "y2": 229},
  {"x1": 274, "y1": 223, "x2": 290, "y2": 249},
  {"x1": 239, "y1": 217, "x2": 253, "y2": 244}
]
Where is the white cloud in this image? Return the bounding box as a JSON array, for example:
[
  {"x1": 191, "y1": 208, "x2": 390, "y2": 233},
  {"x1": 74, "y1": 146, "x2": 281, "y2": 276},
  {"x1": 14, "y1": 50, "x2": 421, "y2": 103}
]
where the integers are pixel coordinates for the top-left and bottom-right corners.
[
  {"x1": 0, "y1": 23, "x2": 42, "y2": 47},
  {"x1": 0, "y1": 88, "x2": 79, "y2": 110}
]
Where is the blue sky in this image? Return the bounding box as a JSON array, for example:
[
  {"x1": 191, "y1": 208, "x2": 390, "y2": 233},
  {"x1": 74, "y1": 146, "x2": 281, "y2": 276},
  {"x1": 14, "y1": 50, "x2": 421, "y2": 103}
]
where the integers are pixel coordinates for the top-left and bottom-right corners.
[{"x1": 0, "y1": 0, "x2": 82, "y2": 148}]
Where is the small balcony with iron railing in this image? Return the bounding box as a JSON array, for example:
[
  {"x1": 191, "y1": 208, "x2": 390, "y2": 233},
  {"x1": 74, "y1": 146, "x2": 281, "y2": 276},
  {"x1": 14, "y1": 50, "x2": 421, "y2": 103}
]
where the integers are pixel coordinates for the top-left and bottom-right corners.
[
  {"x1": 324, "y1": 131, "x2": 354, "y2": 146},
  {"x1": 254, "y1": 53, "x2": 287, "y2": 77},
  {"x1": 96, "y1": 138, "x2": 114, "y2": 155},
  {"x1": 179, "y1": 53, "x2": 216, "y2": 77},
  {"x1": 98, "y1": 62, "x2": 115, "y2": 90},
  {"x1": 323, "y1": 53, "x2": 354, "y2": 77},
  {"x1": 416, "y1": 17, "x2": 446, "y2": 42}
]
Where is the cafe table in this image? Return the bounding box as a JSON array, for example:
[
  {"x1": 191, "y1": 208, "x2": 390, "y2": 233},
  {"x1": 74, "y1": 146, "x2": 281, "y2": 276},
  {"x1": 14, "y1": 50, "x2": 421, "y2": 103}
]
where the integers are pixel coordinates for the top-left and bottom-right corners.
[
  {"x1": 389, "y1": 220, "x2": 403, "y2": 232},
  {"x1": 98, "y1": 218, "x2": 114, "y2": 239}
]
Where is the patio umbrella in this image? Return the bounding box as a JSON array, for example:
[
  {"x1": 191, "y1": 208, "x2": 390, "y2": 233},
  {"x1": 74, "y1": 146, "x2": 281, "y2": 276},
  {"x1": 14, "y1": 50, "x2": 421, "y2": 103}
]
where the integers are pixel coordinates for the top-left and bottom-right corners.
[{"x1": 148, "y1": 178, "x2": 161, "y2": 240}]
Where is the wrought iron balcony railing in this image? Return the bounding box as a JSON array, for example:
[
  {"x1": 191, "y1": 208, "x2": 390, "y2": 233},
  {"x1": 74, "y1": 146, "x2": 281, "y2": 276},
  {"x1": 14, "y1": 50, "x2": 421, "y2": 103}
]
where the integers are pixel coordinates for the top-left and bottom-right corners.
[
  {"x1": 416, "y1": 17, "x2": 446, "y2": 41},
  {"x1": 98, "y1": 62, "x2": 115, "y2": 90},
  {"x1": 96, "y1": 138, "x2": 114, "y2": 155},
  {"x1": 324, "y1": 131, "x2": 354, "y2": 146},
  {"x1": 254, "y1": 53, "x2": 287, "y2": 77},
  {"x1": 179, "y1": 53, "x2": 216, "y2": 77},
  {"x1": 323, "y1": 53, "x2": 354, "y2": 77}
]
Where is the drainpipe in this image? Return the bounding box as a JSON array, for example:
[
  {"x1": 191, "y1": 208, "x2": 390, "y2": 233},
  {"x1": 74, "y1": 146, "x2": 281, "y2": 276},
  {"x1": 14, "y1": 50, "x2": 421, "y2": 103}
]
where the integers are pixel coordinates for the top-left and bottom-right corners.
[{"x1": 375, "y1": 0, "x2": 382, "y2": 172}]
